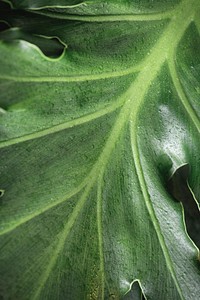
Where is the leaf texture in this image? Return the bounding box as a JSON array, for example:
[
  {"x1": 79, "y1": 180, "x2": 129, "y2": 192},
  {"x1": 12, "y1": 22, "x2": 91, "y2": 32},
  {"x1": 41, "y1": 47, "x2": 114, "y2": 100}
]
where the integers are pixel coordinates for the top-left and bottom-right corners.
[{"x1": 0, "y1": 0, "x2": 200, "y2": 299}]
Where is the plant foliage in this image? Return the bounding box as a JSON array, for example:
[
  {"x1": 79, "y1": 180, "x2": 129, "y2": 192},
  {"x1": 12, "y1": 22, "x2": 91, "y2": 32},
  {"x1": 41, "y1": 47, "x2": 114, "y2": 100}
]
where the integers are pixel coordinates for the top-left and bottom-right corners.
[{"x1": 0, "y1": 0, "x2": 200, "y2": 299}]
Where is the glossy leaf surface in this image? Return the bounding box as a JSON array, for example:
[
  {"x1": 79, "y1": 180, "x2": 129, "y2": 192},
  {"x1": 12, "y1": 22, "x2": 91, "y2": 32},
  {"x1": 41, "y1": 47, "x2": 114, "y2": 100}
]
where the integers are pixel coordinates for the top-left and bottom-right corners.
[{"x1": 0, "y1": 0, "x2": 200, "y2": 299}]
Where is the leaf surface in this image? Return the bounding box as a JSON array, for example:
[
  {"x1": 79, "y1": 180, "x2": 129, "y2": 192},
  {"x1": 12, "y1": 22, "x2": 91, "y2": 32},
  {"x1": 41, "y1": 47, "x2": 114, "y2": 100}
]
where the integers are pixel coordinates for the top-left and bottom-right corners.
[{"x1": 0, "y1": 0, "x2": 200, "y2": 299}]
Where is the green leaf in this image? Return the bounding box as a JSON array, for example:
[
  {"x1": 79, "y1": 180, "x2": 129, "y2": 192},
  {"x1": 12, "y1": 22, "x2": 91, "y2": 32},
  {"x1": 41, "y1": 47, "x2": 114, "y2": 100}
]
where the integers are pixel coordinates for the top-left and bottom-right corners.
[{"x1": 0, "y1": 0, "x2": 200, "y2": 299}]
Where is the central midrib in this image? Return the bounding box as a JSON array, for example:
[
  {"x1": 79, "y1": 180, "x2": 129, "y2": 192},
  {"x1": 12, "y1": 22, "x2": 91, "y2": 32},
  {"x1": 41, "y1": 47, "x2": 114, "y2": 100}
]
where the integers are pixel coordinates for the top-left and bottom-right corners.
[
  {"x1": 34, "y1": 0, "x2": 196, "y2": 298},
  {"x1": 83, "y1": 1, "x2": 198, "y2": 299},
  {"x1": 97, "y1": 0, "x2": 197, "y2": 176},
  {"x1": 50, "y1": 2, "x2": 197, "y2": 298}
]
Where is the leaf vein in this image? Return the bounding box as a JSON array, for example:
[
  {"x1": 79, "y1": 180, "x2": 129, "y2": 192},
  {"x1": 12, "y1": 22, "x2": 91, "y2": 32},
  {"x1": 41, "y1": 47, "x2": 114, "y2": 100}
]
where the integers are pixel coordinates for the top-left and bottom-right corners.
[
  {"x1": 32, "y1": 182, "x2": 93, "y2": 300},
  {"x1": 34, "y1": 10, "x2": 176, "y2": 22},
  {"x1": 0, "y1": 64, "x2": 141, "y2": 83},
  {"x1": 97, "y1": 175, "x2": 105, "y2": 299},
  {"x1": 129, "y1": 120, "x2": 185, "y2": 300},
  {"x1": 0, "y1": 99, "x2": 124, "y2": 148},
  {"x1": 168, "y1": 58, "x2": 200, "y2": 132}
]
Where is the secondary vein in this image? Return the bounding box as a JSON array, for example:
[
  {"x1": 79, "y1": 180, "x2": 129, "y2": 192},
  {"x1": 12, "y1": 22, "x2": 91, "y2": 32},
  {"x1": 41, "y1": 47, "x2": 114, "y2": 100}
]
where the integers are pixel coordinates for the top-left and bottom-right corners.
[
  {"x1": 97, "y1": 175, "x2": 105, "y2": 300},
  {"x1": 31, "y1": 182, "x2": 94, "y2": 300},
  {"x1": 33, "y1": 10, "x2": 175, "y2": 22},
  {"x1": 168, "y1": 58, "x2": 200, "y2": 132},
  {"x1": 0, "y1": 63, "x2": 141, "y2": 83},
  {"x1": 129, "y1": 120, "x2": 184, "y2": 300},
  {"x1": 0, "y1": 99, "x2": 124, "y2": 149},
  {"x1": 0, "y1": 175, "x2": 87, "y2": 235}
]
